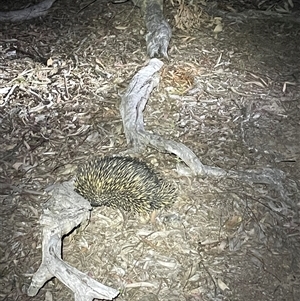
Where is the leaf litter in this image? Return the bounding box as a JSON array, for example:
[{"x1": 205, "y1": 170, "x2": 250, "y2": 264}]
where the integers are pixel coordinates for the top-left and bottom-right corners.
[{"x1": 0, "y1": 0, "x2": 300, "y2": 300}]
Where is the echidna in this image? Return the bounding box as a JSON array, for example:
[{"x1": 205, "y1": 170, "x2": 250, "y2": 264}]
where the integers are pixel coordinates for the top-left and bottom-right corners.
[{"x1": 74, "y1": 156, "x2": 176, "y2": 212}]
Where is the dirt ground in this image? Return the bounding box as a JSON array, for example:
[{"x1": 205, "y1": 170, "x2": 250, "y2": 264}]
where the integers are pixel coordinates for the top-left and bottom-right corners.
[{"x1": 1, "y1": 0, "x2": 300, "y2": 300}]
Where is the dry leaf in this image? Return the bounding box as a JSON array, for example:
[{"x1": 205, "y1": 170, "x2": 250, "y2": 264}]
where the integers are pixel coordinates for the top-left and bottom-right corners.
[
  {"x1": 214, "y1": 24, "x2": 223, "y2": 33},
  {"x1": 12, "y1": 162, "x2": 23, "y2": 170},
  {"x1": 47, "y1": 57, "x2": 53, "y2": 66},
  {"x1": 224, "y1": 216, "x2": 242, "y2": 230},
  {"x1": 217, "y1": 278, "x2": 230, "y2": 291}
]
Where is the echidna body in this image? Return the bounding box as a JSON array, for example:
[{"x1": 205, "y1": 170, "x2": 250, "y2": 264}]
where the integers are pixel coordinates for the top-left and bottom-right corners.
[{"x1": 74, "y1": 156, "x2": 176, "y2": 212}]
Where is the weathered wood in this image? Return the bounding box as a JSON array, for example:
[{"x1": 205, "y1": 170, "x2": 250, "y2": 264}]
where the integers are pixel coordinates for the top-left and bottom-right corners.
[
  {"x1": 119, "y1": 58, "x2": 294, "y2": 207},
  {"x1": 120, "y1": 58, "x2": 207, "y2": 175},
  {"x1": 27, "y1": 180, "x2": 119, "y2": 301}
]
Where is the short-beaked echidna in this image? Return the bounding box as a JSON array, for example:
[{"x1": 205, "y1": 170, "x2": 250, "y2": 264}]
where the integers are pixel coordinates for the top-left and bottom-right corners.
[{"x1": 74, "y1": 156, "x2": 176, "y2": 212}]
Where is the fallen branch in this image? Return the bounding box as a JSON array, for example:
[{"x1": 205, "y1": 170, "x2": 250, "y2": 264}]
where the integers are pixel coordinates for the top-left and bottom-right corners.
[
  {"x1": 27, "y1": 180, "x2": 119, "y2": 301},
  {"x1": 0, "y1": 0, "x2": 56, "y2": 22},
  {"x1": 119, "y1": 58, "x2": 297, "y2": 207}
]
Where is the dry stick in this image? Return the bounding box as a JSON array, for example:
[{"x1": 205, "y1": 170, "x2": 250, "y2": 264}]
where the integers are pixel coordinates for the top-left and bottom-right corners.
[
  {"x1": 120, "y1": 58, "x2": 296, "y2": 207},
  {"x1": 27, "y1": 180, "x2": 119, "y2": 301},
  {"x1": 0, "y1": 84, "x2": 18, "y2": 107}
]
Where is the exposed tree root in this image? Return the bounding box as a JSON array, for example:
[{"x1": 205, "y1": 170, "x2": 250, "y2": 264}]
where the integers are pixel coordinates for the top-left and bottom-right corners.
[
  {"x1": 120, "y1": 58, "x2": 297, "y2": 207},
  {"x1": 27, "y1": 180, "x2": 119, "y2": 301}
]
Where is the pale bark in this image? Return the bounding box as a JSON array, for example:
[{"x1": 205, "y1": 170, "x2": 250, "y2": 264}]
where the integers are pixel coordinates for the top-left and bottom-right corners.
[{"x1": 27, "y1": 180, "x2": 119, "y2": 301}]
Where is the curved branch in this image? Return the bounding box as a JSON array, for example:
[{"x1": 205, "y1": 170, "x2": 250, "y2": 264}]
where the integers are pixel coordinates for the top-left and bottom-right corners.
[{"x1": 119, "y1": 59, "x2": 296, "y2": 207}]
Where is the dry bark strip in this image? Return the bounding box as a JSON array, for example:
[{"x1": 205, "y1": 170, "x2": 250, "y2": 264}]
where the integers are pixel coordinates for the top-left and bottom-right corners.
[
  {"x1": 0, "y1": 0, "x2": 56, "y2": 22},
  {"x1": 27, "y1": 180, "x2": 119, "y2": 301}
]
